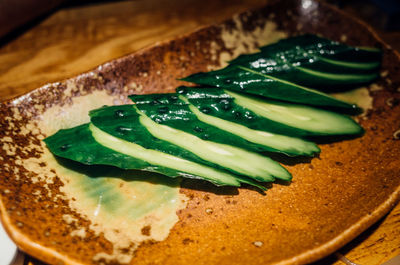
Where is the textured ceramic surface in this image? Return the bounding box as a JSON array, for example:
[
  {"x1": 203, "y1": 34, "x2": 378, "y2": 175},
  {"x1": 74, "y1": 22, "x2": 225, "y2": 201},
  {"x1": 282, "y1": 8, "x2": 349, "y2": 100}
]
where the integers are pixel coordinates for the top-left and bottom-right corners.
[{"x1": 1, "y1": 0, "x2": 400, "y2": 264}]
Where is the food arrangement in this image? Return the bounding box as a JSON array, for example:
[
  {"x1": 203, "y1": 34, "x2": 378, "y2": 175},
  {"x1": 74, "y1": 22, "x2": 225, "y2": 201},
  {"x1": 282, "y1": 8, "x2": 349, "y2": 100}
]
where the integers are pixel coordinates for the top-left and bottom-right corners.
[
  {"x1": 1, "y1": 1, "x2": 400, "y2": 264},
  {"x1": 45, "y1": 35, "x2": 381, "y2": 190}
]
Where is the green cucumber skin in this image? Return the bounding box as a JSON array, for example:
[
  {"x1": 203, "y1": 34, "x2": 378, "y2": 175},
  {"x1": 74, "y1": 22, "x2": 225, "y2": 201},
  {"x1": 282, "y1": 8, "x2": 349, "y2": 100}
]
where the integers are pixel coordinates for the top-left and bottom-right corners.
[
  {"x1": 294, "y1": 59, "x2": 380, "y2": 74},
  {"x1": 237, "y1": 35, "x2": 382, "y2": 88},
  {"x1": 90, "y1": 105, "x2": 290, "y2": 181},
  {"x1": 176, "y1": 87, "x2": 363, "y2": 137},
  {"x1": 44, "y1": 35, "x2": 375, "y2": 190},
  {"x1": 134, "y1": 102, "x2": 282, "y2": 154},
  {"x1": 183, "y1": 35, "x2": 381, "y2": 108},
  {"x1": 130, "y1": 93, "x2": 184, "y2": 106},
  {"x1": 233, "y1": 34, "x2": 381, "y2": 67},
  {"x1": 90, "y1": 105, "x2": 225, "y2": 171},
  {"x1": 44, "y1": 124, "x2": 253, "y2": 187},
  {"x1": 237, "y1": 58, "x2": 378, "y2": 90},
  {"x1": 243, "y1": 34, "x2": 381, "y2": 63},
  {"x1": 130, "y1": 93, "x2": 320, "y2": 157},
  {"x1": 182, "y1": 66, "x2": 358, "y2": 111},
  {"x1": 44, "y1": 124, "x2": 186, "y2": 179}
]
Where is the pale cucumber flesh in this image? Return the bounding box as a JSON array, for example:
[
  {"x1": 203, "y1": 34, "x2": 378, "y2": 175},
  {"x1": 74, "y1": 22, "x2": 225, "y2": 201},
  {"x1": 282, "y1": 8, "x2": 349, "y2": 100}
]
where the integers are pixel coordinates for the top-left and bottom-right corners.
[
  {"x1": 90, "y1": 124, "x2": 241, "y2": 186},
  {"x1": 317, "y1": 56, "x2": 380, "y2": 70},
  {"x1": 137, "y1": 110, "x2": 291, "y2": 181},
  {"x1": 226, "y1": 90, "x2": 362, "y2": 135},
  {"x1": 179, "y1": 95, "x2": 320, "y2": 156},
  {"x1": 295, "y1": 66, "x2": 378, "y2": 82}
]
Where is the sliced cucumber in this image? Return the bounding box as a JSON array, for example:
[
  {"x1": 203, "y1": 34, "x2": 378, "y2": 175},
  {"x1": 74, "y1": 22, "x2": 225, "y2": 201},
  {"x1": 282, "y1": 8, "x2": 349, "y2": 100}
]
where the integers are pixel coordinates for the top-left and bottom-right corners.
[
  {"x1": 316, "y1": 56, "x2": 381, "y2": 70},
  {"x1": 177, "y1": 87, "x2": 363, "y2": 137},
  {"x1": 132, "y1": 98, "x2": 288, "y2": 155},
  {"x1": 90, "y1": 105, "x2": 291, "y2": 182},
  {"x1": 183, "y1": 34, "x2": 381, "y2": 106},
  {"x1": 130, "y1": 93, "x2": 183, "y2": 105},
  {"x1": 44, "y1": 123, "x2": 241, "y2": 187},
  {"x1": 44, "y1": 34, "x2": 373, "y2": 190},
  {"x1": 230, "y1": 34, "x2": 381, "y2": 66},
  {"x1": 182, "y1": 65, "x2": 358, "y2": 111},
  {"x1": 240, "y1": 35, "x2": 382, "y2": 89},
  {"x1": 227, "y1": 90, "x2": 363, "y2": 136},
  {"x1": 179, "y1": 95, "x2": 320, "y2": 156},
  {"x1": 257, "y1": 34, "x2": 382, "y2": 66},
  {"x1": 90, "y1": 124, "x2": 242, "y2": 186},
  {"x1": 293, "y1": 66, "x2": 379, "y2": 85},
  {"x1": 137, "y1": 109, "x2": 291, "y2": 181},
  {"x1": 130, "y1": 93, "x2": 319, "y2": 157}
]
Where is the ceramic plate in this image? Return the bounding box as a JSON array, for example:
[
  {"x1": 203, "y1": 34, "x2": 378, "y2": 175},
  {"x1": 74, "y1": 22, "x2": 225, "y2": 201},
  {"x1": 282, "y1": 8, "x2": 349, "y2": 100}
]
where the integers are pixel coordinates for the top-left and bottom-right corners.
[{"x1": 1, "y1": 0, "x2": 400, "y2": 264}]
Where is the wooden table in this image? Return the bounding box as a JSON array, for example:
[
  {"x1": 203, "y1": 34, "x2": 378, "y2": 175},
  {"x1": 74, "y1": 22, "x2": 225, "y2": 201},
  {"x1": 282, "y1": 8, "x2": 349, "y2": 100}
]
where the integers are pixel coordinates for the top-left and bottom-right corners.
[{"x1": 0, "y1": 0, "x2": 399, "y2": 264}]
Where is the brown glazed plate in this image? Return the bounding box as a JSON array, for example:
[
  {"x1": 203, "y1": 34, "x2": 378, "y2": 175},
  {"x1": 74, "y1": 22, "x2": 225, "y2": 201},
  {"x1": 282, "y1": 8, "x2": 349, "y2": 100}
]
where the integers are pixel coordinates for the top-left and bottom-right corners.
[{"x1": 1, "y1": 0, "x2": 400, "y2": 264}]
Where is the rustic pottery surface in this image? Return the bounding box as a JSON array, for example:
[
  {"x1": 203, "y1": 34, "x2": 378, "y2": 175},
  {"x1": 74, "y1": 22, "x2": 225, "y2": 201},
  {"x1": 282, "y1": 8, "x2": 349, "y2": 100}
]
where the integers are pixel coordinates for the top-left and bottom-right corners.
[{"x1": 1, "y1": 0, "x2": 400, "y2": 264}]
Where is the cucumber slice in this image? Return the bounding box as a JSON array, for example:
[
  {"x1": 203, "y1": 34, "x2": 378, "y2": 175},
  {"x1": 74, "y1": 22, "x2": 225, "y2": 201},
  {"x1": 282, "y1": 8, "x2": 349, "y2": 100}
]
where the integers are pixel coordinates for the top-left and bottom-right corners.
[
  {"x1": 257, "y1": 34, "x2": 382, "y2": 67},
  {"x1": 250, "y1": 56, "x2": 378, "y2": 89},
  {"x1": 90, "y1": 105, "x2": 291, "y2": 181},
  {"x1": 227, "y1": 90, "x2": 363, "y2": 136},
  {"x1": 90, "y1": 105, "x2": 237, "y2": 175},
  {"x1": 182, "y1": 34, "x2": 381, "y2": 107},
  {"x1": 132, "y1": 99, "x2": 279, "y2": 154},
  {"x1": 44, "y1": 123, "x2": 241, "y2": 187},
  {"x1": 182, "y1": 65, "x2": 358, "y2": 111},
  {"x1": 137, "y1": 109, "x2": 291, "y2": 181},
  {"x1": 316, "y1": 56, "x2": 381, "y2": 70},
  {"x1": 177, "y1": 87, "x2": 363, "y2": 137},
  {"x1": 181, "y1": 96, "x2": 320, "y2": 156},
  {"x1": 230, "y1": 35, "x2": 381, "y2": 65},
  {"x1": 90, "y1": 124, "x2": 242, "y2": 186},
  {"x1": 130, "y1": 93, "x2": 183, "y2": 105},
  {"x1": 129, "y1": 93, "x2": 320, "y2": 157},
  {"x1": 294, "y1": 66, "x2": 378, "y2": 83},
  {"x1": 44, "y1": 34, "x2": 373, "y2": 190},
  {"x1": 235, "y1": 35, "x2": 382, "y2": 89}
]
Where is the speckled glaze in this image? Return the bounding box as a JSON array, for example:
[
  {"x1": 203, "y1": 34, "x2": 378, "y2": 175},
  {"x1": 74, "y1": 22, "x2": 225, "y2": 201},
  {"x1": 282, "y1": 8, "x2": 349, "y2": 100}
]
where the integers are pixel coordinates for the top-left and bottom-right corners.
[{"x1": 1, "y1": 0, "x2": 400, "y2": 264}]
